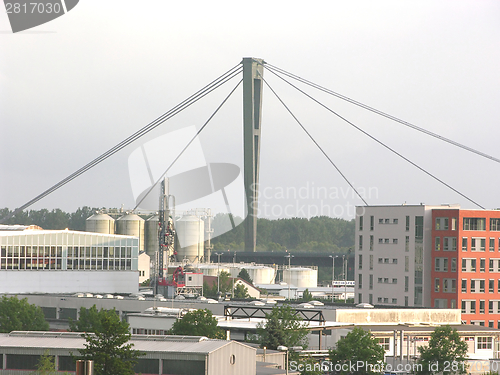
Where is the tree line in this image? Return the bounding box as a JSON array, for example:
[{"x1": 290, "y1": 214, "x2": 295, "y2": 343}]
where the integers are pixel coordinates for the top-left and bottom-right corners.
[{"x1": 0, "y1": 207, "x2": 355, "y2": 252}]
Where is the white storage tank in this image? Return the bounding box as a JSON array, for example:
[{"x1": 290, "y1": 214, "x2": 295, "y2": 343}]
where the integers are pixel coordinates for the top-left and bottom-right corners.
[
  {"x1": 85, "y1": 213, "x2": 115, "y2": 234},
  {"x1": 116, "y1": 213, "x2": 145, "y2": 252},
  {"x1": 241, "y1": 265, "x2": 276, "y2": 284},
  {"x1": 283, "y1": 267, "x2": 317, "y2": 288},
  {"x1": 176, "y1": 214, "x2": 204, "y2": 262},
  {"x1": 145, "y1": 214, "x2": 159, "y2": 258},
  {"x1": 198, "y1": 264, "x2": 230, "y2": 277}
]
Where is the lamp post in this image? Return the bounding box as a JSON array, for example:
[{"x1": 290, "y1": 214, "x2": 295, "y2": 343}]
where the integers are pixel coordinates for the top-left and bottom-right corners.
[
  {"x1": 285, "y1": 254, "x2": 294, "y2": 300},
  {"x1": 329, "y1": 255, "x2": 338, "y2": 303},
  {"x1": 215, "y1": 252, "x2": 222, "y2": 295},
  {"x1": 343, "y1": 254, "x2": 347, "y2": 303}
]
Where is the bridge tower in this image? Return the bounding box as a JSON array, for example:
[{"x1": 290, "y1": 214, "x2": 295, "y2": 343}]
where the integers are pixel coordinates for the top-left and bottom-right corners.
[{"x1": 243, "y1": 58, "x2": 264, "y2": 252}]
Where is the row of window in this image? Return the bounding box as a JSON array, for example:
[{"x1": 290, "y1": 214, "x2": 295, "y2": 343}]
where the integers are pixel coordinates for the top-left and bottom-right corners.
[
  {"x1": 358, "y1": 293, "x2": 410, "y2": 307},
  {"x1": 434, "y1": 257, "x2": 457, "y2": 272},
  {"x1": 377, "y1": 297, "x2": 398, "y2": 304},
  {"x1": 359, "y1": 216, "x2": 500, "y2": 232},
  {"x1": 359, "y1": 215, "x2": 411, "y2": 231},
  {"x1": 0, "y1": 245, "x2": 133, "y2": 258},
  {"x1": 460, "y1": 279, "x2": 500, "y2": 294},
  {"x1": 434, "y1": 278, "x2": 456, "y2": 293}
]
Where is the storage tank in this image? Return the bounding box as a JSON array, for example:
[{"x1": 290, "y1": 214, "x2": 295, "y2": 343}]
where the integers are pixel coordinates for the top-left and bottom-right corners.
[
  {"x1": 85, "y1": 213, "x2": 115, "y2": 234},
  {"x1": 198, "y1": 264, "x2": 230, "y2": 277},
  {"x1": 176, "y1": 214, "x2": 204, "y2": 262},
  {"x1": 116, "y1": 213, "x2": 145, "y2": 252},
  {"x1": 283, "y1": 267, "x2": 318, "y2": 288},
  {"x1": 243, "y1": 265, "x2": 276, "y2": 284},
  {"x1": 145, "y1": 214, "x2": 159, "y2": 258}
]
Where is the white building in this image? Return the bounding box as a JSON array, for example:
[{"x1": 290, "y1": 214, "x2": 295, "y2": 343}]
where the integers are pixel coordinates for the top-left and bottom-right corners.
[
  {"x1": 0, "y1": 227, "x2": 140, "y2": 294},
  {"x1": 138, "y1": 251, "x2": 150, "y2": 284},
  {"x1": 355, "y1": 204, "x2": 447, "y2": 307}
]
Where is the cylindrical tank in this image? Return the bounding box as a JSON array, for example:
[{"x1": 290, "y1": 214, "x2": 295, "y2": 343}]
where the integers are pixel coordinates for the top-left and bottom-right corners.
[
  {"x1": 198, "y1": 264, "x2": 230, "y2": 277},
  {"x1": 283, "y1": 267, "x2": 318, "y2": 288},
  {"x1": 243, "y1": 265, "x2": 276, "y2": 284},
  {"x1": 85, "y1": 213, "x2": 115, "y2": 234},
  {"x1": 116, "y1": 213, "x2": 145, "y2": 251},
  {"x1": 176, "y1": 214, "x2": 204, "y2": 262},
  {"x1": 145, "y1": 214, "x2": 159, "y2": 258}
]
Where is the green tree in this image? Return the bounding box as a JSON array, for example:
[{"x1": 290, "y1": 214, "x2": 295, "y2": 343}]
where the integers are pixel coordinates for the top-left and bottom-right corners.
[
  {"x1": 416, "y1": 325, "x2": 468, "y2": 375},
  {"x1": 169, "y1": 309, "x2": 225, "y2": 339},
  {"x1": 69, "y1": 305, "x2": 102, "y2": 332},
  {"x1": 257, "y1": 305, "x2": 308, "y2": 350},
  {"x1": 0, "y1": 296, "x2": 49, "y2": 333},
  {"x1": 79, "y1": 309, "x2": 143, "y2": 375},
  {"x1": 238, "y1": 268, "x2": 253, "y2": 284},
  {"x1": 33, "y1": 350, "x2": 56, "y2": 375},
  {"x1": 301, "y1": 289, "x2": 313, "y2": 302},
  {"x1": 328, "y1": 327, "x2": 385, "y2": 375},
  {"x1": 218, "y1": 271, "x2": 232, "y2": 294},
  {"x1": 234, "y1": 283, "x2": 250, "y2": 299}
]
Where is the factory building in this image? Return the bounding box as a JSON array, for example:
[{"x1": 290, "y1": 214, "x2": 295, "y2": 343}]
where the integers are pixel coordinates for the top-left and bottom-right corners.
[
  {"x1": 0, "y1": 332, "x2": 261, "y2": 375},
  {"x1": 0, "y1": 225, "x2": 139, "y2": 294}
]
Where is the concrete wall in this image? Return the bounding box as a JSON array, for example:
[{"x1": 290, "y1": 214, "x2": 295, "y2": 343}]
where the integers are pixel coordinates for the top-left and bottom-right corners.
[
  {"x1": 0, "y1": 270, "x2": 139, "y2": 294},
  {"x1": 334, "y1": 308, "x2": 461, "y2": 325}
]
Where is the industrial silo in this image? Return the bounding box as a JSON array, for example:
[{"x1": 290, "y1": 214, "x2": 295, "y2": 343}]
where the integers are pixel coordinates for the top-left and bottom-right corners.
[
  {"x1": 85, "y1": 213, "x2": 115, "y2": 234},
  {"x1": 116, "y1": 213, "x2": 145, "y2": 252},
  {"x1": 283, "y1": 267, "x2": 318, "y2": 288},
  {"x1": 243, "y1": 265, "x2": 276, "y2": 284},
  {"x1": 175, "y1": 214, "x2": 204, "y2": 262},
  {"x1": 145, "y1": 214, "x2": 159, "y2": 258},
  {"x1": 198, "y1": 264, "x2": 230, "y2": 276}
]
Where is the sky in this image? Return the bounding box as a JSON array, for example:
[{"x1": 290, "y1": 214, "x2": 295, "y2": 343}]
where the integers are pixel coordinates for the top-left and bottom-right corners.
[{"x1": 1, "y1": 0, "x2": 499, "y2": 220}]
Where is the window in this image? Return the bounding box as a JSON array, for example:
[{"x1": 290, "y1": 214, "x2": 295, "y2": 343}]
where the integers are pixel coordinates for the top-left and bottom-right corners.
[
  {"x1": 471, "y1": 300, "x2": 476, "y2": 314},
  {"x1": 358, "y1": 294, "x2": 362, "y2": 303},
  {"x1": 480, "y1": 280, "x2": 485, "y2": 293},
  {"x1": 378, "y1": 338, "x2": 390, "y2": 351},
  {"x1": 490, "y1": 238, "x2": 495, "y2": 252},
  {"x1": 392, "y1": 258, "x2": 398, "y2": 264},
  {"x1": 480, "y1": 300, "x2": 485, "y2": 314},
  {"x1": 369, "y1": 294, "x2": 373, "y2": 304},
  {"x1": 384, "y1": 278, "x2": 389, "y2": 283},
  {"x1": 462, "y1": 259, "x2": 466, "y2": 272},
  {"x1": 392, "y1": 298, "x2": 397, "y2": 304},
  {"x1": 405, "y1": 296, "x2": 408, "y2": 307},
  {"x1": 370, "y1": 216, "x2": 374, "y2": 231},
  {"x1": 405, "y1": 256, "x2": 409, "y2": 272},
  {"x1": 464, "y1": 218, "x2": 486, "y2": 231},
  {"x1": 451, "y1": 258, "x2": 456, "y2": 272},
  {"x1": 490, "y1": 218, "x2": 500, "y2": 231},
  {"x1": 378, "y1": 258, "x2": 383, "y2": 263},
  {"x1": 358, "y1": 255, "x2": 363, "y2": 270},
  {"x1": 490, "y1": 279, "x2": 494, "y2": 293},
  {"x1": 405, "y1": 236, "x2": 409, "y2": 252},
  {"x1": 369, "y1": 255, "x2": 373, "y2": 270},
  {"x1": 451, "y1": 218, "x2": 457, "y2": 230},
  {"x1": 359, "y1": 216, "x2": 363, "y2": 231},
  {"x1": 461, "y1": 279, "x2": 467, "y2": 293},
  {"x1": 471, "y1": 279, "x2": 476, "y2": 292},
  {"x1": 393, "y1": 219, "x2": 398, "y2": 224},
  {"x1": 393, "y1": 238, "x2": 398, "y2": 244},
  {"x1": 436, "y1": 217, "x2": 449, "y2": 230},
  {"x1": 385, "y1": 218, "x2": 390, "y2": 224},
  {"x1": 378, "y1": 277, "x2": 383, "y2": 283},
  {"x1": 384, "y1": 258, "x2": 389, "y2": 263},
  {"x1": 392, "y1": 278, "x2": 397, "y2": 284},
  {"x1": 405, "y1": 276, "x2": 409, "y2": 292},
  {"x1": 461, "y1": 301, "x2": 466, "y2": 313},
  {"x1": 471, "y1": 238, "x2": 486, "y2": 252},
  {"x1": 379, "y1": 218, "x2": 383, "y2": 224},
  {"x1": 490, "y1": 259, "x2": 494, "y2": 272},
  {"x1": 489, "y1": 301, "x2": 494, "y2": 314},
  {"x1": 435, "y1": 258, "x2": 441, "y2": 272},
  {"x1": 370, "y1": 235, "x2": 373, "y2": 251},
  {"x1": 384, "y1": 238, "x2": 389, "y2": 244},
  {"x1": 480, "y1": 258, "x2": 485, "y2": 272},
  {"x1": 369, "y1": 275, "x2": 373, "y2": 290},
  {"x1": 359, "y1": 235, "x2": 363, "y2": 250},
  {"x1": 358, "y1": 274, "x2": 363, "y2": 289},
  {"x1": 443, "y1": 237, "x2": 457, "y2": 251},
  {"x1": 435, "y1": 278, "x2": 440, "y2": 292},
  {"x1": 472, "y1": 259, "x2": 477, "y2": 272},
  {"x1": 378, "y1": 238, "x2": 383, "y2": 244},
  {"x1": 406, "y1": 216, "x2": 410, "y2": 231},
  {"x1": 435, "y1": 237, "x2": 441, "y2": 251},
  {"x1": 462, "y1": 237, "x2": 468, "y2": 251},
  {"x1": 383, "y1": 298, "x2": 388, "y2": 303}
]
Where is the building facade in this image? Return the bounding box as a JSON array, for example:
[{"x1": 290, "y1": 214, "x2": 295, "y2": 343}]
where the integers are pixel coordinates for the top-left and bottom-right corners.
[
  {"x1": 0, "y1": 228, "x2": 140, "y2": 294},
  {"x1": 355, "y1": 205, "x2": 500, "y2": 326}
]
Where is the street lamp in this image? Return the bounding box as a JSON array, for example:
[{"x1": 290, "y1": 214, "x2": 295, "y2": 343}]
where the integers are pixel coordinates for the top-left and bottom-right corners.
[
  {"x1": 215, "y1": 252, "x2": 222, "y2": 295},
  {"x1": 343, "y1": 254, "x2": 347, "y2": 303},
  {"x1": 284, "y1": 254, "x2": 294, "y2": 300},
  {"x1": 329, "y1": 255, "x2": 338, "y2": 303},
  {"x1": 277, "y1": 345, "x2": 303, "y2": 375}
]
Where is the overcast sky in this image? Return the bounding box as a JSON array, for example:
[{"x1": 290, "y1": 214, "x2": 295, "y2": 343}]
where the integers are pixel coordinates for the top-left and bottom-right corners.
[{"x1": 1, "y1": 0, "x2": 499, "y2": 220}]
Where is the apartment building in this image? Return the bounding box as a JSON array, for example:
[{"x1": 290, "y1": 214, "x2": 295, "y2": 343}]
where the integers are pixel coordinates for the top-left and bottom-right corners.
[{"x1": 355, "y1": 204, "x2": 500, "y2": 327}]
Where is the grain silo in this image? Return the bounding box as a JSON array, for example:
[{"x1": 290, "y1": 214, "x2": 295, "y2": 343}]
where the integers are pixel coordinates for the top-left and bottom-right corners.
[
  {"x1": 85, "y1": 213, "x2": 115, "y2": 234},
  {"x1": 145, "y1": 214, "x2": 159, "y2": 258},
  {"x1": 175, "y1": 214, "x2": 204, "y2": 262},
  {"x1": 116, "y1": 213, "x2": 145, "y2": 252}
]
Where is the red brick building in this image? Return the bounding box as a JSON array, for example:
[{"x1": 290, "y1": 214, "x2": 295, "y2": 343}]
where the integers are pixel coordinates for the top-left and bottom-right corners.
[{"x1": 431, "y1": 209, "x2": 500, "y2": 327}]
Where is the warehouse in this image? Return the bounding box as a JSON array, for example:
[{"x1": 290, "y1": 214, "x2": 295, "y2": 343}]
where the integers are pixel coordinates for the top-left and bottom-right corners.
[{"x1": 0, "y1": 226, "x2": 139, "y2": 294}]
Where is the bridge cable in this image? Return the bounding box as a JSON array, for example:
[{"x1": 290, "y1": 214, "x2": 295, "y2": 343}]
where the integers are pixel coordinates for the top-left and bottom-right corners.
[
  {"x1": 264, "y1": 66, "x2": 485, "y2": 209},
  {"x1": 264, "y1": 63, "x2": 500, "y2": 165},
  {"x1": 1, "y1": 64, "x2": 242, "y2": 223},
  {"x1": 133, "y1": 78, "x2": 243, "y2": 210},
  {"x1": 258, "y1": 72, "x2": 368, "y2": 205}
]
